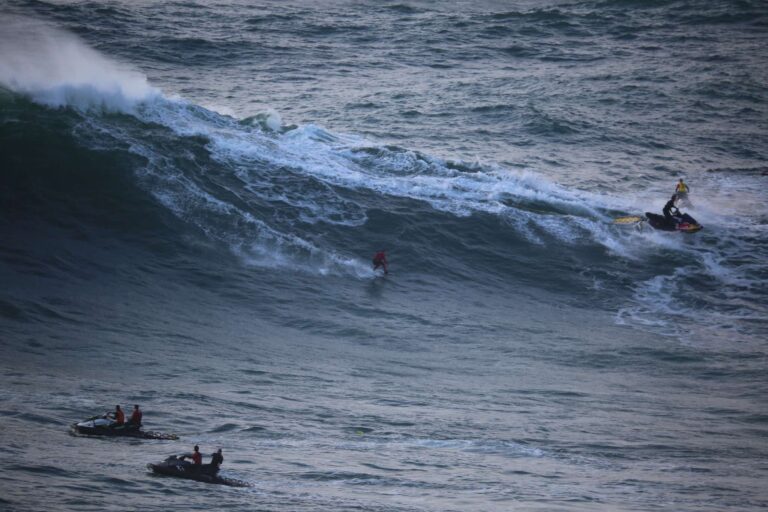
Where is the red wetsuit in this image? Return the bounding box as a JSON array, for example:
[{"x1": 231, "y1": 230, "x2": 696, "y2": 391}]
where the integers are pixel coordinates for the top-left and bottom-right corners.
[
  {"x1": 192, "y1": 452, "x2": 202, "y2": 465},
  {"x1": 114, "y1": 409, "x2": 125, "y2": 425},
  {"x1": 130, "y1": 410, "x2": 142, "y2": 425},
  {"x1": 372, "y1": 252, "x2": 388, "y2": 273}
]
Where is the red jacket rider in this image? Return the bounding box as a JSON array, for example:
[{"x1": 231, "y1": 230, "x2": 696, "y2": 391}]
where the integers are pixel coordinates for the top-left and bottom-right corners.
[
  {"x1": 372, "y1": 250, "x2": 388, "y2": 274},
  {"x1": 191, "y1": 445, "x2": 202, "y2": 465},
  {"x1": 130, "y1": 405, "x2": 142, "y2": 426},
  {"x1": 113, "y1": 405, "x2": 125, "y2": 426}
]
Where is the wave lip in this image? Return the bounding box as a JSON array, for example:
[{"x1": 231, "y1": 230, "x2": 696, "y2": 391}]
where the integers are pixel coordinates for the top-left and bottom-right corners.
[{"x1": 0, "y1": 15, "x2": 158, "y2": 112}]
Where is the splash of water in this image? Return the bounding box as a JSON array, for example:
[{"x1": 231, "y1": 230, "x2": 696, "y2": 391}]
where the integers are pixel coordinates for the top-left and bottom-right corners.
[{"x1": 0, "y1": 15, "x2": 158, "y2": 111}]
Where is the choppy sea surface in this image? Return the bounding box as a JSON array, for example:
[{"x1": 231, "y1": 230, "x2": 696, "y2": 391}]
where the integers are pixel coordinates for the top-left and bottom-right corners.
[{"x1": 1, "y1": 1, "x2": 767, "y2": 510}]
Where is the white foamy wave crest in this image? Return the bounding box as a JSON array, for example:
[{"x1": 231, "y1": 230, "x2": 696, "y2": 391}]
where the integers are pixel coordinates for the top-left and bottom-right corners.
[
  {"x1": 228, "y1": 123, "x2": 610, "y2": 240},
  {"x1": 0, "y1": 15, "x2": 158, "y2": 111},
  {"x1": 104, "y1": 93, "x2": 628, "y2": 253}
]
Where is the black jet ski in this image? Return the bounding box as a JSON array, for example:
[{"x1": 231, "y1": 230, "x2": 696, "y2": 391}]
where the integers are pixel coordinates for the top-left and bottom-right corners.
[
  {"x1": 645, "y1": 212, "x2": 702, "y2": 233},
  {"x1": 71, "y1": 415, "x2": 178, "y2": 440},
  {"x1": 148, "y1": 456, "x2": 248, "y2": 487}
]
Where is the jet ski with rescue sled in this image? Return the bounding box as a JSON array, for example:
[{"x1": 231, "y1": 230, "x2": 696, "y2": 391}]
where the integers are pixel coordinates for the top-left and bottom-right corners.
[
  {"x1": 147, "y1": 455, "x2": 249, "y2": 487},
  {"x1": 70, "y1": 415, "x2": 178, "y2": 440},
  {"x1": 612, "y1": 212, "x2": 703, "y2": 233},
  {"x1": 644, "y1": 212, "x2": 702, "y2": 233}
]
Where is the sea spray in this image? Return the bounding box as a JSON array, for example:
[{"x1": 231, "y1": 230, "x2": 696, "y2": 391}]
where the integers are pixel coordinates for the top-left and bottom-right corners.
[{"x1": 0, "y1": 15, "x2": 158, "y2": 111}]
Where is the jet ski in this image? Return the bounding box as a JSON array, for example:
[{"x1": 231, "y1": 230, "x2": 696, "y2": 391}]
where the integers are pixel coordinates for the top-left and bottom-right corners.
[
  {"x1": 71, "y1": 415, "x2": 178, "y2": 440},
  {"x1": 645, "y1": 212, "x2": 702, "y2": 233},
  {"x1": 148, "y1": 456, "x2": 248, "y2": 487}
]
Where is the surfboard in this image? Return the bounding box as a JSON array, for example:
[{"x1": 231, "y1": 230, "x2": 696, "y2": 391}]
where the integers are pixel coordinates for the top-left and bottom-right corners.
[{"x1": 613, "y1": 215, "x2": 645, "y2": 224}]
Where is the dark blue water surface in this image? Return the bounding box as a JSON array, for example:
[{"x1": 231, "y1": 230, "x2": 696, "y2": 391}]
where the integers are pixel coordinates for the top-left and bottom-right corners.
[{"x1": 1, "y1": 1, "x2": 767, "y2": 510}]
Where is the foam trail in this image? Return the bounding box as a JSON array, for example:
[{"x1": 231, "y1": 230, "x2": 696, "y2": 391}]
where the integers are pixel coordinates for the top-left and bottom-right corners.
[{"x1": 0, "y1": 15, "x2": 158, "y2": 111}]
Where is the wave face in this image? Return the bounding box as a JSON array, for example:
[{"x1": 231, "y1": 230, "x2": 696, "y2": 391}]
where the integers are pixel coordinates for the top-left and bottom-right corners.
[{"x1": 1, "y1": 2, "x2": 768, "y2": 511}]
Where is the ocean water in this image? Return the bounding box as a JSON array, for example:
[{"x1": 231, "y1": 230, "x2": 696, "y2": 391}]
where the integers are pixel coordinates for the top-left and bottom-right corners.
[{"x1": 1, "y1": 1, "x2": 767, "y2": 510}]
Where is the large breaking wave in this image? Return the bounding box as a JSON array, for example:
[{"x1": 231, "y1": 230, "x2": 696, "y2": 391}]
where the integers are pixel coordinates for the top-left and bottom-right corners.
[{"x1": 1, "y1": 15, "x2": 766, "y2": 347}]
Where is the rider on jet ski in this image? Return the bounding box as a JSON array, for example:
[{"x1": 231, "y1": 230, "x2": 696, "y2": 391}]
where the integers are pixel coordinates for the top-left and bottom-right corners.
[
  {"x1": 105, "y1": 405, "x2": 125, "y2": 427},
  {"x1": 663, "y1": 194, "x2": 681, "y2": 223}
]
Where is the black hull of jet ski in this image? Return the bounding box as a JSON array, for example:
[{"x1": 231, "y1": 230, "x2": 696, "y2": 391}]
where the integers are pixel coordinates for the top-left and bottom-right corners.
[
  {"x1": 149, "y1": 459, "x2": 218, "y2": 481},
  {"x1": 645, "y1": 212, "x2": 702, "y2": 233},
  {"x1": 645, "y1": 212, "x2": 677, "y2": 231},
  {"x1": 148, "y1": 457, "x2": 248, "y2": 487},
  {"x1": 71, "y1": 416, "x2": 178, "y2": 440},
  {"x1": 72, "y1": 424, "x2": 142, "y2": 437}
]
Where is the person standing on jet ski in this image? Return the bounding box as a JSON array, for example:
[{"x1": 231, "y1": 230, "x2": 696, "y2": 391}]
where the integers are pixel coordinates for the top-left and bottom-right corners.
[
  {"x1": 675, "y1": 178, "x2": 691, "y2": 206},
  {"x1": 663, "y1": 194, "x2": 681, "y2": 223}
]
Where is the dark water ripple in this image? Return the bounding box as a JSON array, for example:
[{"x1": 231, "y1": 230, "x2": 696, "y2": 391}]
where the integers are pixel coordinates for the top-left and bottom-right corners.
[{"x1": 1, "y1": 0, "x2": 768, "y2": 511}]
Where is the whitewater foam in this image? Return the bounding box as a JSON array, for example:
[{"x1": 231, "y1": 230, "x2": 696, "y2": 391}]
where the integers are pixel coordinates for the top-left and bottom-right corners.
[{"x1": 131, "y1": 97, "x2": 680, "y2": 265}]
